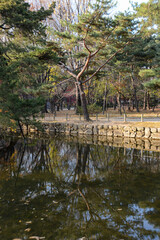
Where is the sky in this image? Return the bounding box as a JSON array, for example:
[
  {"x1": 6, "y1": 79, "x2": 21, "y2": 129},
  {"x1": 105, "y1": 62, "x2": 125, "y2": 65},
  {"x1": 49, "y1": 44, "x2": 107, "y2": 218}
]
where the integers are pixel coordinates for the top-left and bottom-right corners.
[{"x1": 116, "y1": 0, "x2": 148, "y2": 12}]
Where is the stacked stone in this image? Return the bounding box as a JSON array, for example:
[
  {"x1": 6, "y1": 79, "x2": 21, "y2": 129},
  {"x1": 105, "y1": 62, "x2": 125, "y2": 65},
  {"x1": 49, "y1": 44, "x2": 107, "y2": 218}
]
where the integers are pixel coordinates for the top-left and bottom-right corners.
[{"x1": 28, "y1": 122, "x2": 160, "y2": 141}]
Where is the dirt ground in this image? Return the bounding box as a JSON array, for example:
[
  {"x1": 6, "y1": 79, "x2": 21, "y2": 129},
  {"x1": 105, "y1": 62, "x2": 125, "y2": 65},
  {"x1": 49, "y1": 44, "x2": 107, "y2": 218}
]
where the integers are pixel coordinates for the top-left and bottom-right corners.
[{"x1": 43, "y1": 108, "x2": 160, "y2": 128}]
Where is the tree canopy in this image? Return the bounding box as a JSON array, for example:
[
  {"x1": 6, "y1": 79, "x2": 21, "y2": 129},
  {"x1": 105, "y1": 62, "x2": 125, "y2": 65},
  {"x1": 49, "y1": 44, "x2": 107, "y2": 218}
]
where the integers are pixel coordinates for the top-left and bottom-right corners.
[{"x1": 0, "y1": 0, "x2": 159, "y2": 127}]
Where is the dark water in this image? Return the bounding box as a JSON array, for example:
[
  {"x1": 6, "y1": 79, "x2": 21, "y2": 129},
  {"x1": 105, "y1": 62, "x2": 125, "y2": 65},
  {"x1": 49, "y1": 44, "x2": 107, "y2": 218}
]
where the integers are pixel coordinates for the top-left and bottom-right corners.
[{"x1": 0, "y1": 135, "x2": 160, "y2": 240}]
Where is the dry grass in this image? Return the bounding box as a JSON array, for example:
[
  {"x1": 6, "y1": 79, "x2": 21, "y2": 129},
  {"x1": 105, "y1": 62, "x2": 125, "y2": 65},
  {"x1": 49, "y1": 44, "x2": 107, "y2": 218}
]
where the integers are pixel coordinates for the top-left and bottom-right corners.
[{"x1": 128, "y1": 122, "x2": 160, "y2": 128}]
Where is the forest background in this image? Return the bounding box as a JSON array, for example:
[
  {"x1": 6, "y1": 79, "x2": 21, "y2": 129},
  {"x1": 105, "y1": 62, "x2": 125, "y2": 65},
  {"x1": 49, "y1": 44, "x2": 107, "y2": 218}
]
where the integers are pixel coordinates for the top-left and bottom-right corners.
[{"x1": 0, "y1": 0, "x2": 160, "y2": 130}]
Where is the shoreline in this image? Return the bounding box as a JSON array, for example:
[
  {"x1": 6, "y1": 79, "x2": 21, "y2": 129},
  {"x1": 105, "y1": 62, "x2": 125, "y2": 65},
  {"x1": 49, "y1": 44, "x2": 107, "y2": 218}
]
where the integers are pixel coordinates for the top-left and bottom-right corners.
[{"x1": 40, "y1": 121, "x2": 160, "y2": 140}]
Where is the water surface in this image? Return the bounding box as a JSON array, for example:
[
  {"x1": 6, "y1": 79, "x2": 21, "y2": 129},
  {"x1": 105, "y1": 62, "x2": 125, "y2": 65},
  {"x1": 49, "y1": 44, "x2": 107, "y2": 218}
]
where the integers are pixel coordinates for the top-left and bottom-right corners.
[{"x1": 0, "y1": 135, "x2": 160, "y2": 240}]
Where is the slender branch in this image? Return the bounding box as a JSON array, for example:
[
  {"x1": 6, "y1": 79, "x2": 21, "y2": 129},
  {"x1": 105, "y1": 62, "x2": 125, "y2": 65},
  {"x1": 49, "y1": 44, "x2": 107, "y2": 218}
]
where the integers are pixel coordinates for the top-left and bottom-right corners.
[
  {"x1": 51, "y1": 78, "x2": 74, "y2": 88},
  {"x1": 77, "y1": 53, "x2": 91, "y2": 80},
  {"x1": 91, "y1": 27, "x2": 117, "y2": 58},
  {"x1": 59, "y1": 62, "x2": 77, "y2": 78},
  {"x1": 74, "y1": 64, "x2": 85, "y2": 71},
  {"x1": 78, "y1": 26, "x2": 118, "y2": 79},
  {"x1": 78, "y1": 188, "x2": 90, "y2": 211},
  {"x1": 82, "y1": 41, "x2": 131, "y2": 84},
  {"x1": 83, "y1": 39, "x2": 91, "y2": 54},
  {"x1": 82, "y1": 11, "x2": 101, "y2": 54},
  {"x1": 112, "y1": 83, "x2": 126, "y2": 99}
]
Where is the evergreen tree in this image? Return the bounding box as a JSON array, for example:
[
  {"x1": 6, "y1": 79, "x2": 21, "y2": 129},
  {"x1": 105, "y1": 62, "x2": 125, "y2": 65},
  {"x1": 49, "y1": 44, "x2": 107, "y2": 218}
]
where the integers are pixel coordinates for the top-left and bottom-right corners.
[
  {"x1": 0, "y1": 0, "x2": 56, "y2": 135},
  {"x1": 55, "y1": 0, "x2": 136, "y2": 120}
]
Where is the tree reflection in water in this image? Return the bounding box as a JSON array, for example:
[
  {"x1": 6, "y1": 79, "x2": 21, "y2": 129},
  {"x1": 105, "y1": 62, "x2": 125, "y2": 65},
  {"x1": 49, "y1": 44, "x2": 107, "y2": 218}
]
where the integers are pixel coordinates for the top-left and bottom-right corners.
[{"x1": 0, "y1": 136, "x2": 160, "y2": 240}]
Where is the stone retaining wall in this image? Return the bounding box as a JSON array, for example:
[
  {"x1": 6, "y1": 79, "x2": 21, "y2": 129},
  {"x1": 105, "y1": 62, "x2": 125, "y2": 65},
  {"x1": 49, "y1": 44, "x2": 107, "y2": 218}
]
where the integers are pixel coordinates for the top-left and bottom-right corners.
[{"x1": 39, "y1": 122, "x2": 160, "y2": 140}]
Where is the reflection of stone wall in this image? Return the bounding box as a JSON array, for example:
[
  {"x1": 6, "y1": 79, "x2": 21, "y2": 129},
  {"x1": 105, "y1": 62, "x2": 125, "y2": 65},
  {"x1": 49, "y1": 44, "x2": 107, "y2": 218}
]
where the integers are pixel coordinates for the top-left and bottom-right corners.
[
  {"x1": 41, "y1": 123, "x2": 160, "y2": 140},
  {"x1": 65, "y1": 135, "x2": 160, "y2": 152},
  {"x1": 26, "y1": 122, "x2": 160, "y2": 151}
]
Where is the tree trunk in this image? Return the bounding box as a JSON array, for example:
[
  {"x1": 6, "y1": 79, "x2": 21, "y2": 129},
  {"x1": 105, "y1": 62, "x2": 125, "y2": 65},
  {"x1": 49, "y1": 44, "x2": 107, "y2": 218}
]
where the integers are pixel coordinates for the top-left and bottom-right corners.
[
  {"x1": 78, "y1": 83, "x2": 90, "y2": 121},
  {"x1": 128, "y1": 99, "x2": 131, "y2": 111},
  {"x1": 147, "y1": 91, "x2": 150, "y2": 110},
  {"x1": 117, "y1": 94, "x2": 122, "y2": 115},
  {"x1": 130, "y1": 67, "x2": 139, "y2": 112},
  {"x1": 134, "y1": 87, "x2": 139, "y2": 112},
  {"x1": 87, "y1": 84, "x2": 90, "y2": 105},
  {"x1": 143, "y1": 90, "x2": 147, "y2": 110},
  {"x1": 75, "y1": 83, "x2": 81, "y2": 114},
  {"x1": 50, "y1": 99, "x2": 55, "y2": 113},
  {"x1": 132, "y1": 99, "x2": 134, "y2": 110},
  {"x1": 102, "y1": 81, "x2": 108, "y2": 114},
  {"x1": 113, "y1": 96, "x2": 117, "y2": 110},
  {"x1": 122, "y1": 99, "x2": 126, "y2": 113}
]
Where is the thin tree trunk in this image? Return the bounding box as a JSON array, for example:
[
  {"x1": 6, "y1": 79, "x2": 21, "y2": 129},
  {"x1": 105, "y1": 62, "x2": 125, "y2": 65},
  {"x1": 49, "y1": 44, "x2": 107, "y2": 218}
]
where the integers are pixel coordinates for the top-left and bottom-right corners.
[
  {"x1": 128, "y1": 99, "x2": 131, "y2": 111},
  {"x1": 132, "y1": 99, "x2": 134, "y2": 110},
  {"x1": 134, "y1": 87, "x2": 139, "y2": 112},
  {"x1": 103, "y1": 81, "x2": 108, "y2": 114},
  {"x1": 122, "y1": 99, "x2": 126, "y2": 114},
  {"x1": 143, "y1": 90, "x2": 147, "y2": 110},
  {"x1": 130, "y1": 66, "x2": 139, "y2": 112},
  {"x1": 117, "y1": 94, "x2": 122, "y2": 115},
  {"x1": 147, "y1": 91, "x2": 150, "y2": 110}
]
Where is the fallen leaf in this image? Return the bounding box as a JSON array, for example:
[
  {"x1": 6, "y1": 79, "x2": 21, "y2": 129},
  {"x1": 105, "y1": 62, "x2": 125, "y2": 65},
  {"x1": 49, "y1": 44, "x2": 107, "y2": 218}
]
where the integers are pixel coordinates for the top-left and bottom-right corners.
[
  {"x1": 29, "y1": 237, "x2": 45, "y2": 240},
  {"x1": 29, "y1": 237, "x2": 39, "y2": 240},
  {"x1": 25, "y1": 228, "x2": 31, "y2": 232},
  {"x1": 26, "y1": 221, "x2": 32, "y2": 224}
]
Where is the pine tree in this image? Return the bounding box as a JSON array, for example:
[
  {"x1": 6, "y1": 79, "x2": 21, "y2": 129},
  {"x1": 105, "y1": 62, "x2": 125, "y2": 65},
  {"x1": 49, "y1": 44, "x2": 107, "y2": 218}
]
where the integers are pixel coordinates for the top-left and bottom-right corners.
[
  {"x1": 0, "y1": 0, "x2": 56, "y2": 135},
  {"x1": 55, "y1": 0, "x2": 136, "y2": 120}
]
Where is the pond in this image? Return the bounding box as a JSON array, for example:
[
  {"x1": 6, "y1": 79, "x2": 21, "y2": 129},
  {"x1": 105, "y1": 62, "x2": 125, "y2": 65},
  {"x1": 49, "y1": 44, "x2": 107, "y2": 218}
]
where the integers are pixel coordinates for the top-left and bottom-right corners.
[{"x1": 0, "y1": 135, "x2": 160, "y2": 240}]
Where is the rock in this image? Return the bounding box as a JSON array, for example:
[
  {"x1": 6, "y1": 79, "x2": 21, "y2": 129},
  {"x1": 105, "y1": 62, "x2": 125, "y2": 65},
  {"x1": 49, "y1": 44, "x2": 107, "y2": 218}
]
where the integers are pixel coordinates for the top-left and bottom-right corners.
[
  {"x1": 151, "y1": 128, "x2": 157, "y2": 133},
  {"x1": 131, "y1": 127, "x2": 137, "y2": 131},
  {"x1": 124, "y1": 131, "x2": 130, "y2": 137},
  {"x1": 98, "y1": 125, "x2": 103, "y2": 130},
  {"x1": 145, "y1": 127, "x2": 151, "y2": 138},
  {"x1": 145, "y1": 140, "x2": 151, "y2": 150},
  {"x1": 137, "y1": 127, "x2": 144, "y2": 131},
  {"x1": 151, "y1": 132, "x2": 160, "y2": 139},
  {"x1": 130, "y1": 132, "x2": 136, "y2": 138},
  {"x1": 136, "y1": 131, "x2": 145, "y2": 138},
  {"x1": 85, "y1": 129, "x2": 93, "y2": 135},
  {"x1": 99, "y1": 130, "x2": 106, "y2": 136},
  {"x1": 114, "y1": 130, "x2": 123, "y2": 137},
  {"x1": 107, "y1": 130, "x2": 113, "y2": 137}
]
